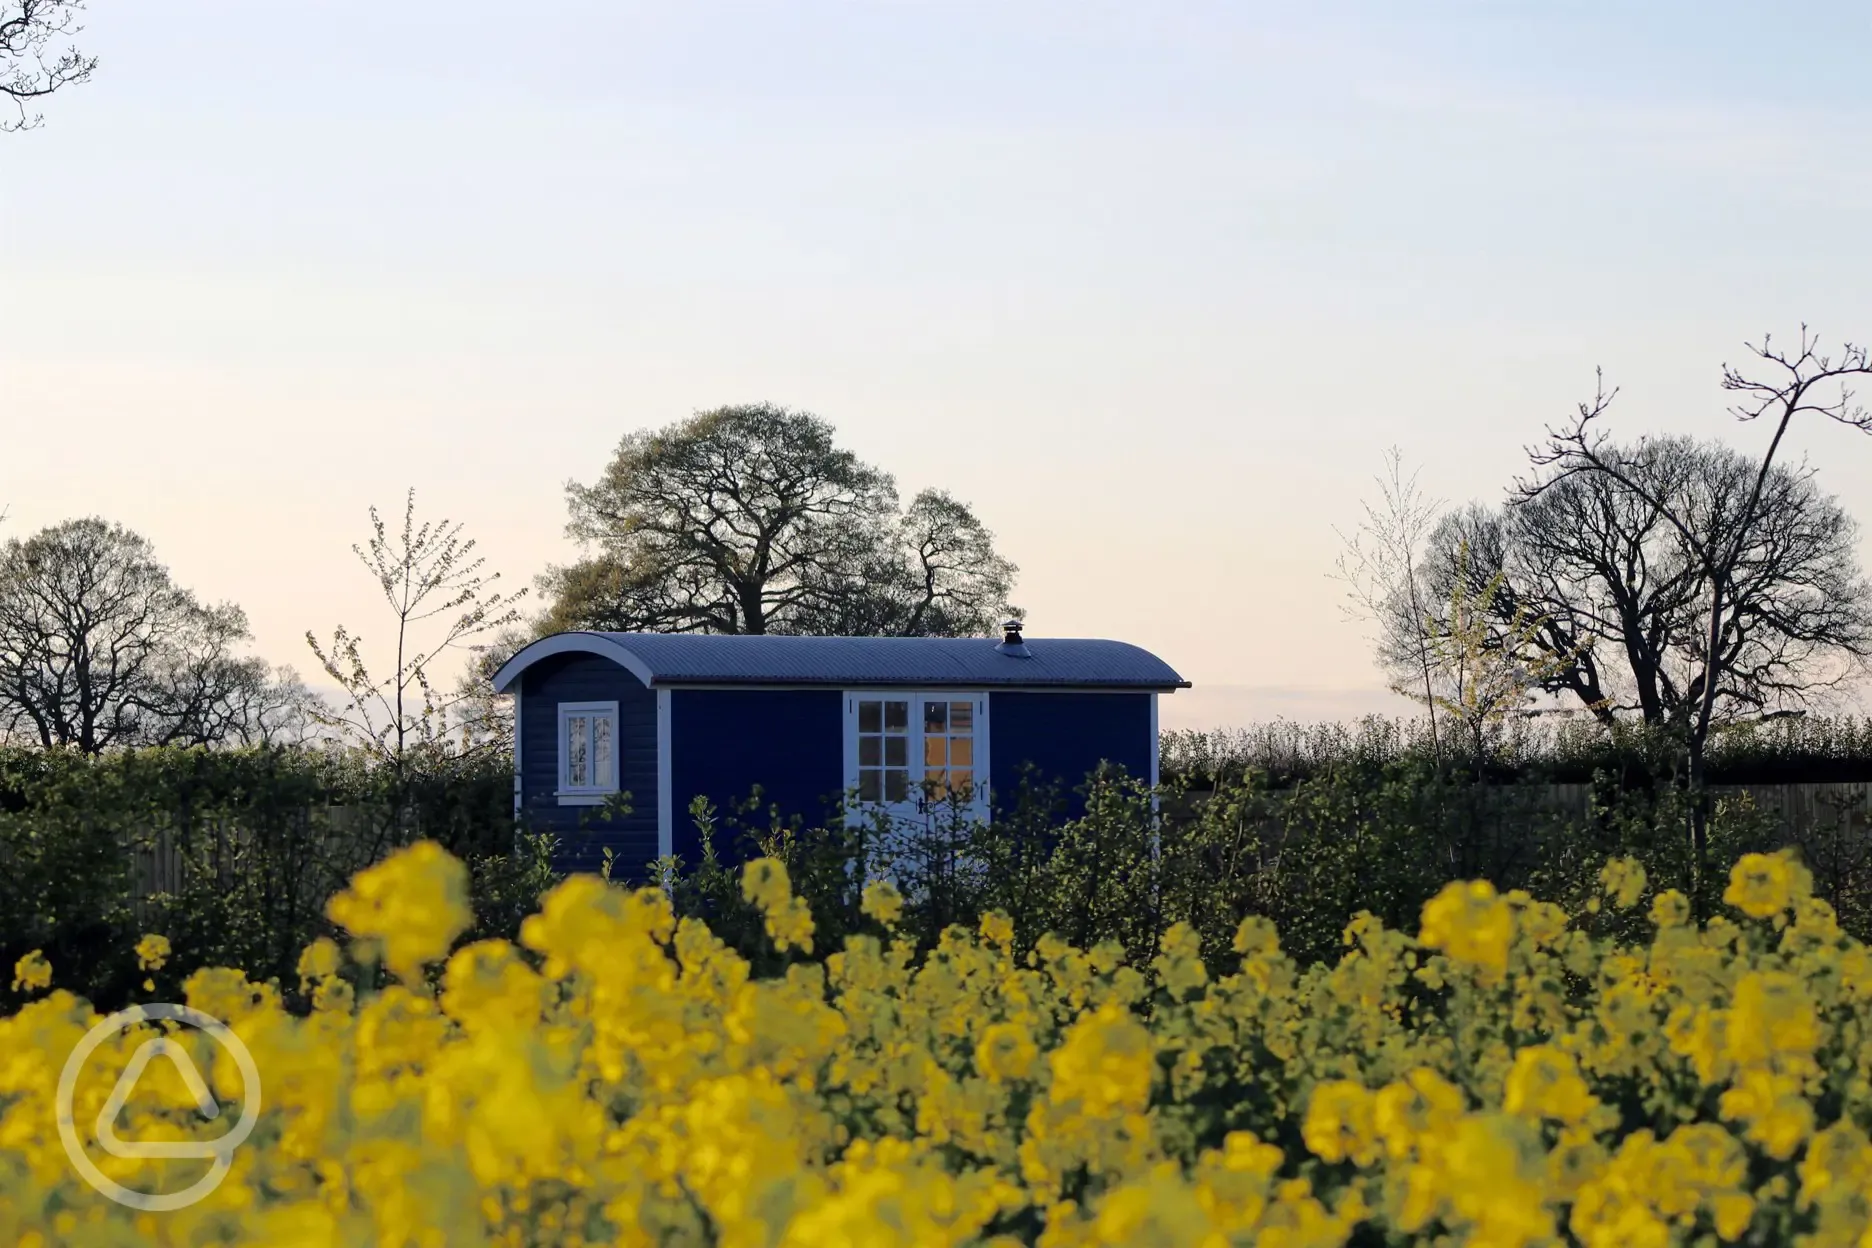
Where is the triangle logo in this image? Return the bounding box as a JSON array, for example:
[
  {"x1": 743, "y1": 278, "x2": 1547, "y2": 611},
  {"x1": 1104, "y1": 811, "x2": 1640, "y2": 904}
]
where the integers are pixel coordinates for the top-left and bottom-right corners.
[{"x1": 93, "y1": 1036, "x2": 227, "y2": 1160}]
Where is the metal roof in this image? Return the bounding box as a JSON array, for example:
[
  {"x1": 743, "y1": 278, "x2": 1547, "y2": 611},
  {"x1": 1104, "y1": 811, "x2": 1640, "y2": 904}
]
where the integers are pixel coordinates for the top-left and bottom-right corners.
[{"x1": 491, "y1": 632, "x2": 1189, "y2": 693}]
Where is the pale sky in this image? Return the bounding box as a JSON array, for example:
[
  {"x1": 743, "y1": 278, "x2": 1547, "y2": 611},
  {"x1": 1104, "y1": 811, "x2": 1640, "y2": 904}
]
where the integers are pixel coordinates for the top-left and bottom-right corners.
[{"x1": 5, "y1": 2, "x2": 1872, "y2": 731}]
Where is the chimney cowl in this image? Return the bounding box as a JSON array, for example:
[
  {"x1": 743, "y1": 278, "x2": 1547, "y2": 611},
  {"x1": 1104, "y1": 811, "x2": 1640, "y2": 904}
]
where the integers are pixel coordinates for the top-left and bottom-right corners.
[{"x1": 996, "y1": 618, "x2": 1030, "y2": 657}]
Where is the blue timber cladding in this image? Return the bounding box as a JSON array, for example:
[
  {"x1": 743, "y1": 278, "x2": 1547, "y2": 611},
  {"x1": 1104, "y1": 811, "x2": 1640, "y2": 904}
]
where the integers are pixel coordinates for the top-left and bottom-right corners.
[
  {"x1": 517, "y1": 653, "x2": 659, "y2": 879},
  {"x1": 987, "y1": 691, "x2": 1153, "y2": 815},
  {"x1": 495, "y1": 632, "x2": 1187, "y2": 878},
  {"x1": 667, "y1": 688, "x2": 845, "y2": 867}
]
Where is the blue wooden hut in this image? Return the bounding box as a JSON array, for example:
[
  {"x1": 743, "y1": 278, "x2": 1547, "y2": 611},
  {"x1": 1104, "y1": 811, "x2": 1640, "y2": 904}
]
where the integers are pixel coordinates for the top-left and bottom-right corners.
[{"x1": 491, "y1": 621, "x2": 1189, "y2": 878}]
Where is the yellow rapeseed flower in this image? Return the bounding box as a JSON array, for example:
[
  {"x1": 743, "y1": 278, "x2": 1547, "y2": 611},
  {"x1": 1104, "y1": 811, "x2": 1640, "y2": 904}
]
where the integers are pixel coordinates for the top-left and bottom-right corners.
[
  {"x1": 1418, "y1": 879, "x2": 1514, "y2": 979},
  {"x1": 742, "y1": 856, "x2": 791, "y2": 909},
  {"x1": 1503, "y1": 1045, "x2": 1597, "y2": 1125},
  {"x1": 1650, "y1": 889, "x2": 1691, "y2": 928},
  {"x1": 133, "y1": 933, "x2": 171, "y2": 972},
  {"x1": 326, "y1": 839, "x2": 472, "y2": 982},
  {"x1": 11, "y1": 949, "x2": 50, "y2": 993},
  {"x1": 975, "y1": 1020, "x2": 1040, "y2": 1084},
  {"x1": 1302, "y1": 1079, "x2": 1379, "y2": 1166},
  {"x1": 297, "y1": 935, "x2": 342, "y2": 982},
  {"x1": 0, "y1": 842, "x2": 1862, "y2": 1245},
  {"x1": 1047, "y1": 1000, "x2": 1155, "y2": 1117},
  {"x1": 1599, "y1": 856, "x2": 1648, "y2": 910},
  {"x1": 860, "y1": 879, "x2": 904, "y2": 926},
  {"x1": 1724, "y1": 850, "x2": 1810, "y2": 920}
]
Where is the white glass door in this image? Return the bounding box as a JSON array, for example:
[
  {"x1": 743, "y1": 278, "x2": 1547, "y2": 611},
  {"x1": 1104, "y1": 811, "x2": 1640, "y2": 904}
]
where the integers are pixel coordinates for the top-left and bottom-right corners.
[
  {"x1": 855, "y1": 695, "x2": 914, "y2": 818},
  {"x1": 848, "y1": 692, "x2": 988, "y2": 824}
]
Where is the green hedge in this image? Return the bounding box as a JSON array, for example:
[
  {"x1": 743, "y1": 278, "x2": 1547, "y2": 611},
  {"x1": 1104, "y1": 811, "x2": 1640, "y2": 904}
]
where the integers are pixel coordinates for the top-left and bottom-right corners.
[
  {"x1": 657, "y1": 757, "x2": 1862, "y2": 986},
  {"x1": 8, "y1": 726, "x2": 1869, "y2": 1020},
  {"x1": 1161, "y1": 714, "x2": 1872, "y2": 788},
  {"x1": 0, "y1": 744, "x2": 542, "y2": 1014}
]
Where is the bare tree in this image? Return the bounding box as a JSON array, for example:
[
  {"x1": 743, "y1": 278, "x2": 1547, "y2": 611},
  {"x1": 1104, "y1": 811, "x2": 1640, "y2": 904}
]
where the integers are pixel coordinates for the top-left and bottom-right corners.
[
  {"x1": 545, "y1": 403, "x2": 1018, "y2": 638},
  {"x1": 1416, "y1": 438, "x2": 1871, "y2": 732},
  {"x1": 0, "y1": 518, "x2": 294, "y2": 750},
  {"x1": 2, "y1": 0, "x2": 97, "y2": 131},
  {"x1": 1521, "y1": 327, "x2": 1872, "y2": 914},
  {"x1": 306, "y1": 490, "x2": 525, "y2": 773},
  {"x1": 1398, "y1": 542, "x2": 1580, "y2": 778},
  {"x1": 1333, "y1": 447, "x2": 1445, "y2": 766},
  {"x1": 210, "y1": 664, "x2": 326, "y2": 748}
]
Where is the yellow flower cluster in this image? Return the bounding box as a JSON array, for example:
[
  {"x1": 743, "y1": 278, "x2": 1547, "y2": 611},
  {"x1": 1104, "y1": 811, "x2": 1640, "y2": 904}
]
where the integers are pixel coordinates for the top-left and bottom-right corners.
[{"x1": 4, "y1": 843, "x2": 1872, "y2": 1244}]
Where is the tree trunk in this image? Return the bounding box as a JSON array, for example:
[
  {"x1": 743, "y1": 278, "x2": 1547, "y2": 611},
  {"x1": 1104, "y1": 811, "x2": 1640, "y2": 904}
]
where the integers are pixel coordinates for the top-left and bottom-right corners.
[
  {"x1": 738, "y1": 583, "x2": 767, "y2": 635},
  {"x1": 1686, "y1": 575, "x2": 1726, "y2": 925},
  {"x1": 1687, "y1": 734, "x2": 1710, "y2": 924}
]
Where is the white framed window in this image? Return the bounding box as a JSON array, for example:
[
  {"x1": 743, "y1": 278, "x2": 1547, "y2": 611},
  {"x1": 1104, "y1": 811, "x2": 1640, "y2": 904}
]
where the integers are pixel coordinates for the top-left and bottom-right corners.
[
  {"x1": 843, "y1": 691, "x2": 989, "y2": 823},
  {"x1": 557, "y1": 701, "x2": 619, "y2": 805}
]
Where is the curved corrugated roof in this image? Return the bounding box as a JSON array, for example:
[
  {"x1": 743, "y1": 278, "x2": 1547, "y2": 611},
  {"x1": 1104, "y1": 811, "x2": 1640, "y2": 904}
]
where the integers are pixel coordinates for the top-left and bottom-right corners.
[{"x1": 491, "y1": 631, "x2": 1189, "y2": 692}]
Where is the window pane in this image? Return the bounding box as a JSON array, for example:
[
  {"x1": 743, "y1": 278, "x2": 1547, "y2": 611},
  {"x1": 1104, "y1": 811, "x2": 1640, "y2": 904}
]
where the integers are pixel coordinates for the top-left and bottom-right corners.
[
  {"x1": 859, "y1": 770, "x2": 880, "y2": 802},
  {"x1": 884, "y1": 700, "x2": 908, "y2": 732},
  {"x1": 594, "y1": 716, "x2": 613, "y2": 787},
  {"x1": 949, "y1": 774, "x2": 974, "y2": 801},
  {"x1": 859, "y1": 701, "x2": 881, "y2": 733},
  {"x1": 950, "y1": 737, "x2": 973, "y2": 768},
  {"x1": 884, "y1": 769, "x2": 908, "y2": 803},
  {"x1": 924, "y1": 737, "x2": 947, "y2": 767},
  {"x1": 950, "y1": 702, "x2": 973, "y2": 731},
  {"x1": 859, "y1": 737, "x2": 880, "y2": 767},
  {"x1": 924, "y1": 701, "x2": 947, "y2": 731},
  {"x1": 566, "y1": 716, "x2": 589, "y2": 788},
  {"x1": 884, "y1": 737, "x2": 907, "y2": 767}
]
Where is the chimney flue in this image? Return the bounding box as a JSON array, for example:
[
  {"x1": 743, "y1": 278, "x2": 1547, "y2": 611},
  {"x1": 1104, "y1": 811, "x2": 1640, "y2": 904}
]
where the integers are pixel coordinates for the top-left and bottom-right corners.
[{"x1": 996, "y1": 618, "x2": 1030, "y2": 657}]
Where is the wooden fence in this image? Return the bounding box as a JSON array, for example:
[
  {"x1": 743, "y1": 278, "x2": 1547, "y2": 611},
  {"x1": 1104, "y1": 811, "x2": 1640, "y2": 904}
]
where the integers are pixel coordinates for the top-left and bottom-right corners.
[
  {"x1": 122, "y1": 806, "x2": 416, "y2": 920},
  {"x1": 114, "y1": 783, "x2": 1872, "y2": 915},
  {"x1": 1178, "y1": 780, "x2": 1869, "y2": 824}
]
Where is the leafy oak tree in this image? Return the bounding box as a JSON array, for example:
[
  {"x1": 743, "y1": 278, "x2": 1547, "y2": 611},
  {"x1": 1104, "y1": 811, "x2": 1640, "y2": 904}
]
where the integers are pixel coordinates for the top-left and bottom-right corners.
[{"x1": 542, "y1": 403, "x2": 1019, "y2": 638}]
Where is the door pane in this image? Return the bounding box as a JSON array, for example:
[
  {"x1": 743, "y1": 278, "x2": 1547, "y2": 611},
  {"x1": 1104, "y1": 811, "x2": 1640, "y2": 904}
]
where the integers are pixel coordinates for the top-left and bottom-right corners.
[{"x1": 854, "y1": 694, "x2": 978, "y2": 813}]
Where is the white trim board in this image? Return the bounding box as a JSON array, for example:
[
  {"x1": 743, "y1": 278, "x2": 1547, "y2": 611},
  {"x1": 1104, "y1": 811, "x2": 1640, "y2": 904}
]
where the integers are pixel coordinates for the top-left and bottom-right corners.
[
  {"x1": 1149, "y1": 692, "x2": 1160, "y2": 791},
  {"x1": 656, "y1": 689, "x2": 673, "y2": 861},
  {"x1": 491, "y1": 633, "x2": 656, "y2": 692},
  {"x1": 511, "y1": 685, "x2": 524, "y2": 841}
]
